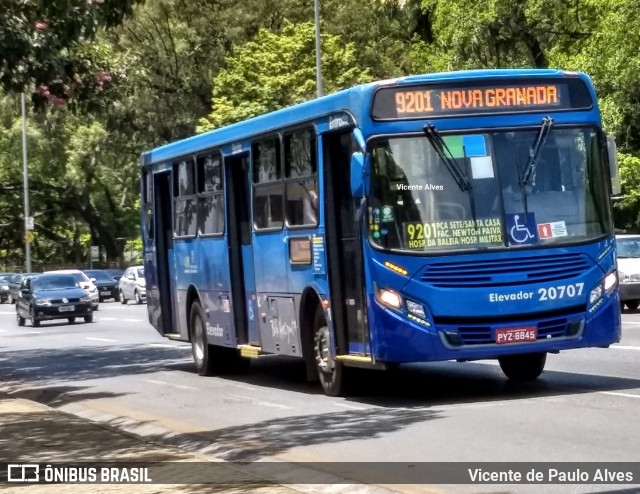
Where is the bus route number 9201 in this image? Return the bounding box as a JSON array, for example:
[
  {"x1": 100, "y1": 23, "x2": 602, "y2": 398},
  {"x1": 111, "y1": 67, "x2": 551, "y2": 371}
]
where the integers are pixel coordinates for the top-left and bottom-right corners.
[{"x1": 538, "y1": 282, "x2": 584, "y2": 301}]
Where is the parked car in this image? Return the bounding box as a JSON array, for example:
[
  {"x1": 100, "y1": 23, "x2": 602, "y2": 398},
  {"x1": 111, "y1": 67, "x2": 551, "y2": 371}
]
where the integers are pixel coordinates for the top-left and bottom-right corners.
[
  {"x1": 8, "y1": 273, "x2": 40, "y2": 304},
  {"x1": 83, "y1": 269, "x2": 119, "y2": 302},
  {"x1": 119, "y1": 266, "x2": 146, "y2": 304},
  {"x1": 616, "y1": 234, "x2": 640, "y2": 311},
  {"x1": 16, "y1": 273, "x2": 93, "y2": 327},
  {"x1": 0, "y1": 273, "x2": 16, "y2": 303},
  {"x1": 104, "y1": 268, "x2": 124, "y2": 282},
  {"x1": 47, "y1": 269, "x2": 99, "y2": 310}
]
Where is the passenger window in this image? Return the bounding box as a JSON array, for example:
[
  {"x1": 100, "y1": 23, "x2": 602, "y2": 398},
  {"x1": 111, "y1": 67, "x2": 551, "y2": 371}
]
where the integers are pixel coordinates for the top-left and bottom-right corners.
[
  {"x1": 284, "y1": 128, "x2": 318, "y2": 227},
  {"x1": 173, "y1": 157, "x2": 197, "y2": 237},
  {"x1": 197, "y1": 152, "x2": 224, "y2": 235},
  {"x1": 253, "y1": 137, "x2": 284, "y2": 230}
]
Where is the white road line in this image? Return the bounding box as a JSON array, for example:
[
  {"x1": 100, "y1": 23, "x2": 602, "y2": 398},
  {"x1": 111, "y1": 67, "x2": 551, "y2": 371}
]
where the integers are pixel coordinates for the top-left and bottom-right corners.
[
  {"x1": 99, "y1": 317, "x2": 117, "y2": 321},
  {"x1": 227, "y1": 393, "x2": 293, "y2": 409},
  {"x1": 611, "y1": 345, "x2": 640, "y2": 351},
  {"x1": 26, "y1": 331, "x2": 42, "y2": 335},
  {"x1": 333, "y1": 402, "x2": 368, "y2": 410},
  {"x1": 143, "y1": 379, "x2": 198, "y2": 391},
  {"x1": 0, "y1": 329, "x2": 7, "y2": 332},
  {"x1": 86, "y1": 337, "x2": 117, "y2": 342},
  {"x1": 0, "y1": 312, "x2": 16, "y2": 316},
  {"x1": 600, "y1": 391, "x2": 640, "y2": 400},
  {"x1": 148, "y1": 343, "x2": 187, "y2": 349},
  {"x1": 123, "y1": 319, "x2": 143, "y2": 322},
  {"x1": 622, "y1": 321, "x2": 640, "y2": 325}
]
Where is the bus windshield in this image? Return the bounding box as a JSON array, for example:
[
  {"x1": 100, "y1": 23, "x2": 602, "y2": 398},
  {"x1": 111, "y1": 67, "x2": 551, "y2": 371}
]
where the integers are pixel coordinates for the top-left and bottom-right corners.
[{"x1": 369, "y1": 126, "x2": 612, "y2": 252}]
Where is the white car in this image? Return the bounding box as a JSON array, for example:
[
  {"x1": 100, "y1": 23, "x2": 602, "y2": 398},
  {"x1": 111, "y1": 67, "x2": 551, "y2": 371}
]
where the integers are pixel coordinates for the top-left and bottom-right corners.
[
  {"x1": 47, "y1": 269, "x2": 100, "y2": 310},
  {"x1": 119, "y1": 266, "x2": 146, "y2": 304}
]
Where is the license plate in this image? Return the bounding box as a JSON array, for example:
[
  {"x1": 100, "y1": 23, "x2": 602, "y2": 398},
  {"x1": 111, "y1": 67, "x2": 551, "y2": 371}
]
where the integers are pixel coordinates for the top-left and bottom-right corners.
[
  {"x1": 494, "y1": 326, "x2": 537, "y2": 344},
  {"x1": 58, "y1": 305, "x2": 74, "y2": 312}
]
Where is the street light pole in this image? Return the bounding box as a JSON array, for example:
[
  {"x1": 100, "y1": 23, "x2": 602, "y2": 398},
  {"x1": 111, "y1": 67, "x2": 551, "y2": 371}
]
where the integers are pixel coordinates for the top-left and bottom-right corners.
[
  {"x1": 21, "y1": 93, "x2": 32, "y2": 272},
  {"x1": 314, "y1": 0, "x2": 323, "y2": 97}
]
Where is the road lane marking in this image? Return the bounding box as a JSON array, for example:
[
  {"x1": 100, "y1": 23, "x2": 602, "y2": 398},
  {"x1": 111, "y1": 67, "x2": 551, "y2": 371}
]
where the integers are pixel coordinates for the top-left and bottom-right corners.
[
  {"x1": 333, "y1": 402, "x2": 368, "y2": 410},
  {"x1": 86, "y1": 337, "x2": 117, "y2": 342},
  {"x1": 149, "y1": 343, "x2": 183, "y2": 349},
  {"x1": 622, "y1": 321, "x2": 640, "y2": 325},
  {"x1": 0, "y1": 329, "x2": 7, "y2": 332},
  {"x1": 143, "y1": 379, "x2": 198, "y2": 391},
  {"x1": 227, "y1": 393, "x2": 293, "y2": 409},
  {"x1": 99, "y1": 317, "x2": 117, "y2": 321},
  {"x1": 600, "y1": 391, "x2": 640, "y2": 400},
  {"x1": 611, "y1": 345, "x2": 640, "y2": 351},
  {"x1": 123, "y1": 319, "x2": 143, "y2": 322}
]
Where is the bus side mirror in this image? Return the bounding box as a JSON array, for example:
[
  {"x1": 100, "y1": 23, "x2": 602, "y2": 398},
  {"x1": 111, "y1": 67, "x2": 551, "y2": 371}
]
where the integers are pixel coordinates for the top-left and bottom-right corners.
[
  {"x1": 350, "y1": 152, "x2": 369, "y2": 198},
  {"x1": 607, "y1": 135, "x2": 621, "y2": 196}
]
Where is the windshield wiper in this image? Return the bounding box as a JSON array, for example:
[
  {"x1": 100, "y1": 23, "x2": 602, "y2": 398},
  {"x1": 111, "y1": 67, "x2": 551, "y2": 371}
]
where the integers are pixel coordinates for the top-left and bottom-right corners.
[
  {"x1": 520, "y1": 116, "x2": 554, "y2": 188},
  {"x1": 423, "y1": 124, "x2": 471, "y2": 192}
]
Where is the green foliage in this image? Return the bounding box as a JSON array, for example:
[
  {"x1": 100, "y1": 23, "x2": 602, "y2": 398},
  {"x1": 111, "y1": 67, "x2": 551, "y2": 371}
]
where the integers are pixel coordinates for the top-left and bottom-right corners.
[
  {"x1": 198, "y1": 22, "x2": 373, "y2": 131},
  {"x1": 614, "y1": 152, "x2": 640, "y2": 231}
]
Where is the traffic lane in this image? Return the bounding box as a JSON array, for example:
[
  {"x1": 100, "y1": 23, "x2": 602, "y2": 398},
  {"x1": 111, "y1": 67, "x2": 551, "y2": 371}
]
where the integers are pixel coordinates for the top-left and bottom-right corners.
[{"x1": 1, "y1": 304, "x2": 639, "y2": 471}]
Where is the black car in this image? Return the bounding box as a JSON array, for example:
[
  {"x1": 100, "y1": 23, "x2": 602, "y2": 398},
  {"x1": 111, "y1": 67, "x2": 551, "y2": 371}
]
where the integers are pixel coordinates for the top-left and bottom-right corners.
[
  {"x1": 0, "y1": 273, "x2": 16, "y2": 303},
  {"x1": 84, "y1": 269, "x2": 119, "y2": 302},
  {"x1": 104, "y1": 268, "x2": 124, "y2": 282},
  {"x1": 8, "y1": 272, "x2": 39, "y2": 304},
  {"x1": 16, "y1": 273, "x2": 93, "y2": 327}
]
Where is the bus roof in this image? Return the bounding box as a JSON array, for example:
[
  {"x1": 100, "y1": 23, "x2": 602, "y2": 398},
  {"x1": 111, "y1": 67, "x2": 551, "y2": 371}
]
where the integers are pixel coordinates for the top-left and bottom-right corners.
[{"x1": 141, "y1": 68, "x2": 586, "y2": 166}]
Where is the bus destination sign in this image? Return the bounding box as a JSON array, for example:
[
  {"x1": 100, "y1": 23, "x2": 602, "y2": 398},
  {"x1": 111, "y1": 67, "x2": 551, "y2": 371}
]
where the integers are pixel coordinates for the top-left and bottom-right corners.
[{"x1": 371, "y1": 78, "x2": 592, "y2": 120}]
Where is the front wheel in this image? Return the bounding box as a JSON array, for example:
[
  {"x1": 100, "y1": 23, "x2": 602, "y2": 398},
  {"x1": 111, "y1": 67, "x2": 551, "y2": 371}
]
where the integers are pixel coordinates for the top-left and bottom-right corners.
[
  {"x1": 134, "y1": 290, "x2": 142, "y2": 305},
  {"x1": 30, "y1": 307, "x2": 40, "y2": 328},
  {"x1": 314, "y1": 307, "x2": 349, "y2": 396},
  {"x1": 625, "y1": 300, "x2": 640, "y2": 311},
  {"x1": 119, "y1": 290, "x2": 127, "y2": 304},
  {"x1": 84, "y1": 313, "x2": 94, "y2": 323},
  {"x1": 499, "y1": 352, "x2": 546, "y2": 382},
  {"x1": 16, "y1": 311, "x2": 25, "y2": 327},
  {"x1": 67, "y1": 317, "x2": 76, "y2": 324}
]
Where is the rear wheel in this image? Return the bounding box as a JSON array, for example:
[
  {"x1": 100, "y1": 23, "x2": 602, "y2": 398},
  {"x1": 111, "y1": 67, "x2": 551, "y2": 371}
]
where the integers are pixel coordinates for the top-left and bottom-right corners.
[
  {"x1": 626, "y1": 300, "x2": 640, "y2": 311},
  {"x1": 119, "y1": 290, "x2": 127, "y2": 304},
  {"x1": 134, "y1": 290, "x2": 142, "y2": 305},
  {"x1": 67, "y1": 317, "x2": 76, "y2": 324},
  {"x1": 499, "y1": 352, "x2": 546, "y2": 382},
  {"x1": 313, "y1": 307, "x2": 348, "y2": 396},
  {"x1": 16, "y1": 311, "x2": 25, "y2": 326}
]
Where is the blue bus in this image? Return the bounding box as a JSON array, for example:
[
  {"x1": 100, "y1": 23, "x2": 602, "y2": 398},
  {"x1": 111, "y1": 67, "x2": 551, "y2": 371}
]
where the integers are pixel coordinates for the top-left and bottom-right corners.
[{"x1": 141, "y1": 69, "x2": 621, "y2": 396}]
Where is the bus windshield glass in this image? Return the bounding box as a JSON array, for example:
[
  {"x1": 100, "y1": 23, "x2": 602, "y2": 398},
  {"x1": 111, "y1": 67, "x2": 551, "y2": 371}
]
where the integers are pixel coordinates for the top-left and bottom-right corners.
[{"x1": 369, "y1": 127, "x2": 612, "y2": 252}]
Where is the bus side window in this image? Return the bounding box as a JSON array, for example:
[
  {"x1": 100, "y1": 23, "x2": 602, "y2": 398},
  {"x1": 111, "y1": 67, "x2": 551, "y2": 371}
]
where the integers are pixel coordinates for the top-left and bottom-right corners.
[
  {"x1": 197, "y1": 152, "x2": 224, "y2": 235},
  {"x1": 253, "y1": 137, "x2": 284, "y2": 230},
  {"x1": 173, "y1": 158, "x2": 197, "y2": 237},
  {"x1": 284, "y1": 128, "x2": 318, "y2": 227}
]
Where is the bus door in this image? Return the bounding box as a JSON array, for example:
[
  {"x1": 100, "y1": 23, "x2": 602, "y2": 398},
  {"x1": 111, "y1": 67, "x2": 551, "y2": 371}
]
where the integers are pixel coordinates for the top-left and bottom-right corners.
[
  {"x1": 224, "y1": 153, "x2": 260, "y2": 346},
  {"x1": 323, "y1": 131, "x2": 369, "y2": 355},
  {"x1": 151, "y1": 170, "x2": 177, "y2": 335}
]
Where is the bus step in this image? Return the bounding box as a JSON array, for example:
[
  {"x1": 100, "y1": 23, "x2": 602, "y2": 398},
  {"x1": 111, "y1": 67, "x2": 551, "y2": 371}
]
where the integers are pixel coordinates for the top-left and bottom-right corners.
[
  {"x1": 165, "y1": 333, "x2": 182, "y2": 340},
  {"x1": 337, "y1": 354, "x2": 388, "y2": 370},
  {"x1": 239, "y1": 345, "x2": 262, "y2": 359}
]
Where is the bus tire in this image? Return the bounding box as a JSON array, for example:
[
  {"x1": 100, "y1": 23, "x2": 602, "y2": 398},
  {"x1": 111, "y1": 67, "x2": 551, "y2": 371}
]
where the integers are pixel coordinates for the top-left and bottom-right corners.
[
  {"x1": 190, "y1": 301, "x2": 217, "y2": 376},
  {"x1": 313, "y1": 307, "x2": 348, "y2": 397},
  {"x1": 499, "y1": 352, "x2": 546, "y2": 382}
]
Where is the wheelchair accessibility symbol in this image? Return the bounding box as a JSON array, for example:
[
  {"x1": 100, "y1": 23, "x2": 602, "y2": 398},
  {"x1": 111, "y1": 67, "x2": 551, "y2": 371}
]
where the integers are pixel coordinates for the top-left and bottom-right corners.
[{"x1": 506, "y1": 213, "x2": 538, "y2": 245}]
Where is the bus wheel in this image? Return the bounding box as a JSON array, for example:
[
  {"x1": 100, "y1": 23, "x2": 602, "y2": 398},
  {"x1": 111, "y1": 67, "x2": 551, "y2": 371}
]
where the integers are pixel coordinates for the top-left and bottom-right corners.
[
  {"x1": 313, "y1": 307, "x2": 347, "y2": 396},
  {"x1": 499, "y1": 352, "x2": 546, "y2": 382},
  {"x1": 190, "y1": 301, "x2": 218, "y2": 376}
]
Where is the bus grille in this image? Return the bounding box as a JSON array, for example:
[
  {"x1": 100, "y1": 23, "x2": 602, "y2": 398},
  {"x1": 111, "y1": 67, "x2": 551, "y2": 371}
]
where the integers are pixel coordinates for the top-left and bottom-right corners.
[
  {"x1": 419, "y1": 253, "x2": 591, "y2": 288},
  {"x1": 436, "y1": 309, "x2": 584, "y2": 346}
]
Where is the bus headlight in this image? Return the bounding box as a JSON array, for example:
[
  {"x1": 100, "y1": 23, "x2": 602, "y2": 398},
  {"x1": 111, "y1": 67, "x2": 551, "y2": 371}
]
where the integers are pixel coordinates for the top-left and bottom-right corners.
[
  {"x1": 406, "y1": 300, "x2": 426, "y2": 319},
  {"x1": 376, "y1": 288, "x2": 403, "y2": 310},
  {"x1": 589, "y1": 271, "x2": 617, "y2": 310},
  {"x1": 604, "y1": 271, "x2": 617, "y2": 293}
]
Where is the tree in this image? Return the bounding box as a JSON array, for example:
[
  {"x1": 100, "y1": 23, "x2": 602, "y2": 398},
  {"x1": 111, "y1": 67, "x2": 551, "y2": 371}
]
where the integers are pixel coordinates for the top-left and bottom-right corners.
[
  {"x1": 0, "y1": 0, "x2": 142, "y2": 114},
  {"x1": 198, "y1": 22, "x2": 373, "y2": 131}
]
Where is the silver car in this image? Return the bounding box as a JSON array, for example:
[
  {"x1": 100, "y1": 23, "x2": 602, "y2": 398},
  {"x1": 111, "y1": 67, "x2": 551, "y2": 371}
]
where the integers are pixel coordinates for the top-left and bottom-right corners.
[{"x1": 119, "y1": 266, "x2": 146, "y2": 304}]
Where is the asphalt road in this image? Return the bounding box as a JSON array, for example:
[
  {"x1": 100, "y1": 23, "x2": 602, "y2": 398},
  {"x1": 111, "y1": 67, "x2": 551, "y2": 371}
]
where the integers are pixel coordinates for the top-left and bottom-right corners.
[{"x1": 0, "y1": 300, "x2": 639, "y2": 493}]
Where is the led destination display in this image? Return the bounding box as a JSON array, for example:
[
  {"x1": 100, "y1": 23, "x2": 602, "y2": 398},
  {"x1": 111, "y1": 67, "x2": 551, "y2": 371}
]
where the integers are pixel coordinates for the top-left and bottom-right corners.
[{"x1": 371, "y1": 77, "x2": 592, "y2": 119}]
